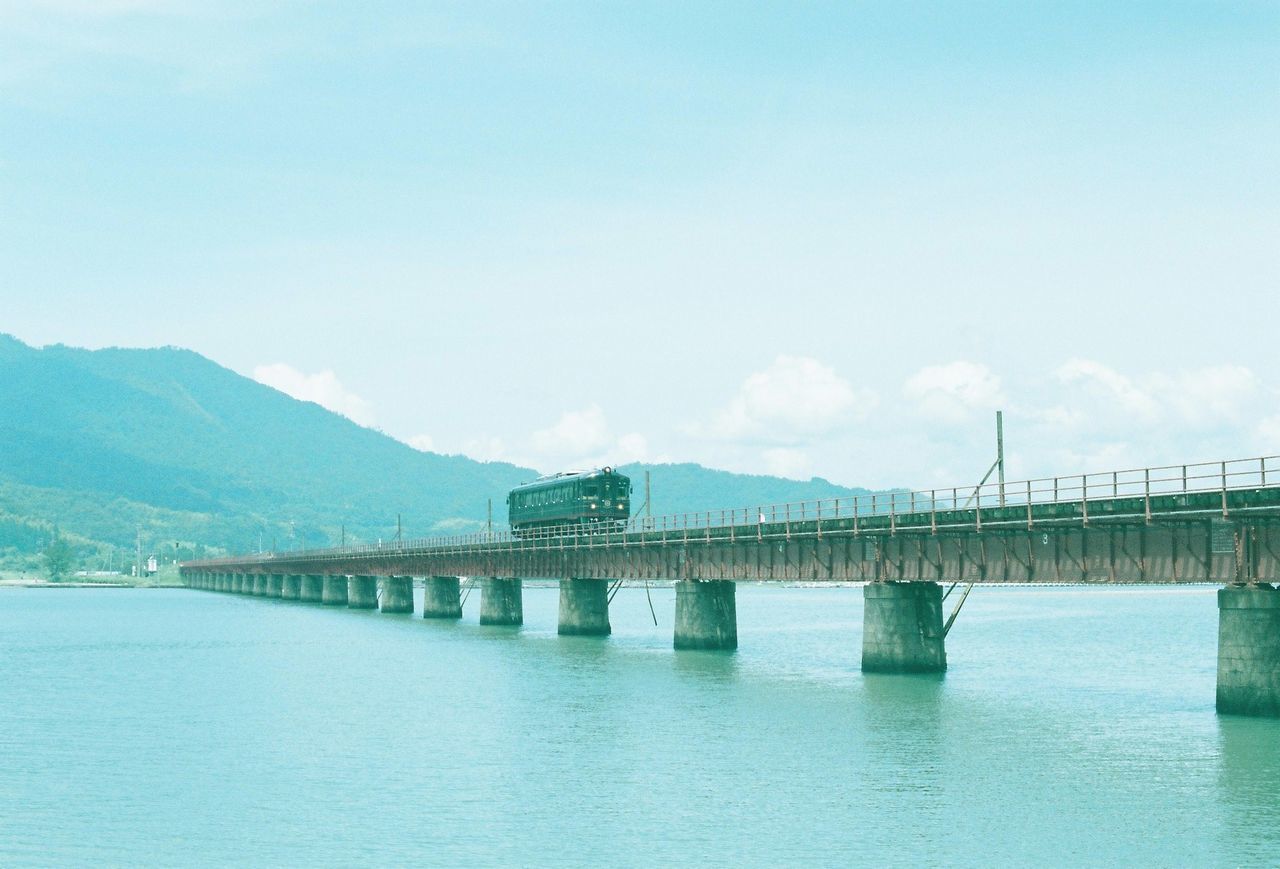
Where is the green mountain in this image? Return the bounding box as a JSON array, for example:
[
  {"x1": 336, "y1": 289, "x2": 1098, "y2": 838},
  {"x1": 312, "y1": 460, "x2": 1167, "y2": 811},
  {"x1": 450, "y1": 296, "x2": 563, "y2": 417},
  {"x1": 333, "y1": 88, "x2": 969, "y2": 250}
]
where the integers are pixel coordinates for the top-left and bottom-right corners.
[{"x1": 0, "y1": 335, "x2": 883, "y2": 572}]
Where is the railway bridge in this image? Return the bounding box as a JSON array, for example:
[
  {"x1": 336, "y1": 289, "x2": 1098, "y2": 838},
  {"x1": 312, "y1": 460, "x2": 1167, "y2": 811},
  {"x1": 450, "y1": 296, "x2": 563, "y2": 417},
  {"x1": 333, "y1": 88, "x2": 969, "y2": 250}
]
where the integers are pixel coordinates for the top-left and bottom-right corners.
[{"x1": 182, "y1": 455, "x2": 1280, "y2": 717}]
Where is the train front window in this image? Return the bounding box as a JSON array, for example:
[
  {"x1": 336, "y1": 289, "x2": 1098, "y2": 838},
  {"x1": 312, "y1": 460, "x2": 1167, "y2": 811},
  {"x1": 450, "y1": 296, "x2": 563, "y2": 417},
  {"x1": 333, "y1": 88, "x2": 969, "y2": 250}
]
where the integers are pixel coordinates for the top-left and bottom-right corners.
[{"x1": 583, "y1": 484, "x2": 598, "y2": 497}]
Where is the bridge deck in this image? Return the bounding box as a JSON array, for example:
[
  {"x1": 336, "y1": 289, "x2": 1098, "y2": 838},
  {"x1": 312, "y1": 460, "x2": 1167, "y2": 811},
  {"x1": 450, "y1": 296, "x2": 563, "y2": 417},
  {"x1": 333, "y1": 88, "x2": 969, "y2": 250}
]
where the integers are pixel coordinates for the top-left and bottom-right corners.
[{"x1": 184, "y1": 456, "x2": 1280, "y2": 583}]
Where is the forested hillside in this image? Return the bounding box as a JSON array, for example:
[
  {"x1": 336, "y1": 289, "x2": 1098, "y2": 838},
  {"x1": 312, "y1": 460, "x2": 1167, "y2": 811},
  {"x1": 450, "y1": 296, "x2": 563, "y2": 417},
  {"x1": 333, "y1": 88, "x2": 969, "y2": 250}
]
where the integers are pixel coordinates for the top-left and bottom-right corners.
[{"x1": 0, "y1": 335, "x2": 886, "y2": 572}]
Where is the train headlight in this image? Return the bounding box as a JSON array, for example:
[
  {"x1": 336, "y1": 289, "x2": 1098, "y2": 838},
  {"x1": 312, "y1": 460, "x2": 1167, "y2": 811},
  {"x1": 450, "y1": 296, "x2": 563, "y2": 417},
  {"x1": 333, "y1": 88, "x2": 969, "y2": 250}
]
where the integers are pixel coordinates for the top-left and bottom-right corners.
[{"x1": 589, "y1": 503, "x2": 597, "y2": 509}]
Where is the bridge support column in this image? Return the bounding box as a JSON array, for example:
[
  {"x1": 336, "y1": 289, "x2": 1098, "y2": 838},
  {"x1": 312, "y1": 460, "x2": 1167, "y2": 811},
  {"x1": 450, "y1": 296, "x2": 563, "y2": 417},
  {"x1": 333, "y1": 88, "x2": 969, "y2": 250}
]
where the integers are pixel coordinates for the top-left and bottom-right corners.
[
  {"x1": 216, "y1": 573, "x2": 227, "y2": 592},
  {"x1": 252, "y1": 574, "x2": 267, "y2": 597},
  {"x1": 422, "y1": 576, "x2": 462, "y2": 619},
  {"x1": 480, "y1": 578, "x2": 523, "y2": 626},
  {"x1": 300, "y1": 574, "x2": 324, "y2": 603},
  {"x1": 281, "y1": 574, "x2": 302, "y2": 600},
  {"x1": 381, "y1": 576, "x2": 414, "y2": 614},
  {"x1": 236, "y1": 573, "x2": 250, "y2": 594},
  {"x1": 558, "y1": 578, "x2": 610, "y2": 636},
  {"x1": 1217, "y1": 584, "x2": 1280, "y2": 717},
  {"x1": 348, "y1": 575, "x2": 378, "y2": 609},
  {"x1": 321, "y1": 575, "x2": 348, "y2": 606},
  {"x1": 861, "y1": 581, "x2": 947, "y2": 673},
  {"x1": 674, "y1": 580, "x2": 737, "y2": 650},
  {"x1": 265, "y1": 574, "x2": 284, "y2": 598}
]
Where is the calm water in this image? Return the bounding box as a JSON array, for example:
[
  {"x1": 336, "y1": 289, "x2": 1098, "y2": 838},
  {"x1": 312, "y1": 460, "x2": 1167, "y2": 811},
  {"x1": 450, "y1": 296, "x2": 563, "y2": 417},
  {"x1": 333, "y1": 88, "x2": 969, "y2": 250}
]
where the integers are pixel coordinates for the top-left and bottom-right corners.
[{"x1": 1, "y1": 584, "x2": 1277, "y2": 867}]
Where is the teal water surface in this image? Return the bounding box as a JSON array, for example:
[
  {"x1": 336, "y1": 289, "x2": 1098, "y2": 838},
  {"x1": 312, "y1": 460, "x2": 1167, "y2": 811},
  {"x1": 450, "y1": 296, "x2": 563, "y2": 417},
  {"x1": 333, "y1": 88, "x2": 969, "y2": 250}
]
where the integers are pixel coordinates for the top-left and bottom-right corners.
[{"x1": 1, "y1": 585, "x2": 1277, "y2": 867}]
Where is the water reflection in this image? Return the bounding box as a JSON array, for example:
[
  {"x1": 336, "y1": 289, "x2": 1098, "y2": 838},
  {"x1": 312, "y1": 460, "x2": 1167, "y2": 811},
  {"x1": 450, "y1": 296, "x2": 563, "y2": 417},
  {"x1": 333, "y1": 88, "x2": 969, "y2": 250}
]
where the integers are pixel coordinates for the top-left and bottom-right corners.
[
  {"x1": 672, "y1": 647, "x2": 741, "y2": 685},
  {"x1": 1217, "y1": 716, "x2": 1280, "y2": 835}
]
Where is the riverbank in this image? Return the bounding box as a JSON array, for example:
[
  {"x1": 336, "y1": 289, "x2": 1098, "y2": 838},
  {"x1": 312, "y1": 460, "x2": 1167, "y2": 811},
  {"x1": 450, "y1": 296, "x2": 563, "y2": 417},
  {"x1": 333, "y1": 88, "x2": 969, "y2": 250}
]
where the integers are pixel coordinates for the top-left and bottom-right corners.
[{"x1": 0, "y1": 569, "x2": 185, "y2": 589}]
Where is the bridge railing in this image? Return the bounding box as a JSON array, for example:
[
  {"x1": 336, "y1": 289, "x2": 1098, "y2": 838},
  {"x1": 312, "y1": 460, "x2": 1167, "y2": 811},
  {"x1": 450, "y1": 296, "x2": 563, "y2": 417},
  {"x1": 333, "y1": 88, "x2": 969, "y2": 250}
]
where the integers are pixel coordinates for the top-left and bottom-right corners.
[
  {"x1": 189, "y1": 455, "x2": 1280, "y2": 566},
  {"x1": 615, "y1": 454, "x2": 1279, "y2": 534}
]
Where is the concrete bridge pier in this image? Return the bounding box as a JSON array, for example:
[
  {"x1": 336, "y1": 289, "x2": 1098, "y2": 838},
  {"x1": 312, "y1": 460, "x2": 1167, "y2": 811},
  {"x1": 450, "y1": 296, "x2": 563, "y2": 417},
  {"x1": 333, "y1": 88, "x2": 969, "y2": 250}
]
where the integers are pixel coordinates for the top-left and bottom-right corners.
[
  {"x1": 236, "y1": 573, "x2": 250, "y2": 594},
  {"x1": 348, "y1": 575, "x2": 378, "y2": 609},
  {"x1": 1217, "y1": 584, "x2": 1280, "y2": 717},
  {"x1": 265, "y1": 574, "x2": 284, "y2": 598},
  {"x1": 480, "y1": 578, "x2": 523, "y2": 626},
  {"x1": 215, "y1": 573, "x2": 227, "y2": 592},
  {"x1": 381, "y1": 576, "x2": 414, "y2": 614},
  {"x1": 252, "y1": 574, "x2": 267, "y2": 597},
  {"x1": 281, "y1": 574, "x2": 302, "y2": 600},
  {"x1": 423, "y1": 576, "x2": 463, "y2": 619},
  {"x1": 861, "y1": 581, "x2": 947, "y2": 673},
  {"x1": 558, "y1": 578, "x2": 611, "y2": 636},
  {"x1": 321, "y1": 575, "x2": 348, "y2": 606},
  {"x1": 300, "y1": 574, "x2": 324, "y2": 603},
  {"x1": 674, "y1": 580, "x2": 738, "y2": 650}
]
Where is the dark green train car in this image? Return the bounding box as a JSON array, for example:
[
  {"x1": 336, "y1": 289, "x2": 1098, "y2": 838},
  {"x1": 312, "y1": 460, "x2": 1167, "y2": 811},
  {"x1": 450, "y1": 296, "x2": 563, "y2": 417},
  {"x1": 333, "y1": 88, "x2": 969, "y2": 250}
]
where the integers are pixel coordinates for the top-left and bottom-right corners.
[{"x1": 507, "y1": 467, "x2": 632, "y2": 534}]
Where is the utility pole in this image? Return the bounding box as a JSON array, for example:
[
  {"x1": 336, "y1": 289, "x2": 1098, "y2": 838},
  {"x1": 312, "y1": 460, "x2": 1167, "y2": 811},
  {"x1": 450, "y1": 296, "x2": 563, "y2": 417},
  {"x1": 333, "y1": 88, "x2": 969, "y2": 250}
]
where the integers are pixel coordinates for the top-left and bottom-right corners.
[
  {"x1": 963, "y1": 410, "x2": 1009, "y2": 509},
  {"x1": 997, "y1": 410, "x2": 1006, "y2": 507},
  {"x1": 645, "y1": 470, "x2": 652, "y2": 522},
  {"x1": 397, "y1": 513, "x2": 402, "y2": 542},
  {"x1": 487, "y1": 498, "x2": 493, "y2": 533},
  {"x1": 341, "y1": 523, "x2": 345, "y2": 548},
  {"x1": 135, "y1": 526, "x2": 142, "y2": 579}
]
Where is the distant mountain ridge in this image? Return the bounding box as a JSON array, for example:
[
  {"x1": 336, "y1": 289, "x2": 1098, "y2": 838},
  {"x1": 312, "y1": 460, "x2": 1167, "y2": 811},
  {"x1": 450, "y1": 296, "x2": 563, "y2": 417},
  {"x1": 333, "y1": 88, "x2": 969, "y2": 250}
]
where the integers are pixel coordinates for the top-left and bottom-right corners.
[{"x1": 0, "y1": 335, "x2": 884, "y2": 568}]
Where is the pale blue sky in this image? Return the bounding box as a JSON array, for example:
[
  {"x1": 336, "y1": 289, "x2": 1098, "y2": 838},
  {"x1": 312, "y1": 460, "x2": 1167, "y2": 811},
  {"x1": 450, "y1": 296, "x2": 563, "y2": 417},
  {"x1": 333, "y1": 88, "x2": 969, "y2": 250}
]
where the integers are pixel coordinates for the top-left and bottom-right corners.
[{"x1": 2, "y1": 1, "x2": 1277, "y2": 488}]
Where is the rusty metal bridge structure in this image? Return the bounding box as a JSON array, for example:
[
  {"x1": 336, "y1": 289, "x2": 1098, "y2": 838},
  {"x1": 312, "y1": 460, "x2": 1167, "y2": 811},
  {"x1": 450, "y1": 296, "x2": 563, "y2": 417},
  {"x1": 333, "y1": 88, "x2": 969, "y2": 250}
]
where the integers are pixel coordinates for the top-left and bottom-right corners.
[{"x1": 185, "y1": 454, "x2": 1280, "y2": 585}]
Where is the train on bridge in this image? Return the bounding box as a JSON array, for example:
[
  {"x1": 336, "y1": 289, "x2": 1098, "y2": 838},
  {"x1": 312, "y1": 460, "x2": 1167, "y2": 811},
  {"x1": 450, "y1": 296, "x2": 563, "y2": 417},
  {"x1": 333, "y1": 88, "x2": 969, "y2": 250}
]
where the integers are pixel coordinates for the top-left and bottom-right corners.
[{"x1": 506, "y1": 467, "x2": 632, "y2": 535}]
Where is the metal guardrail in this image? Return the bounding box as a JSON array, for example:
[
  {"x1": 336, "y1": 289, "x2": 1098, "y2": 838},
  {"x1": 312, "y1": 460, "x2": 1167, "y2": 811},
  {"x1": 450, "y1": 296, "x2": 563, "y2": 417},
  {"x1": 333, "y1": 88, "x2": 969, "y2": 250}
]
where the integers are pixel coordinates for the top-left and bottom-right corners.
[{"x1": 189, "y1": 455, "x2": 1280, "y2": 567}]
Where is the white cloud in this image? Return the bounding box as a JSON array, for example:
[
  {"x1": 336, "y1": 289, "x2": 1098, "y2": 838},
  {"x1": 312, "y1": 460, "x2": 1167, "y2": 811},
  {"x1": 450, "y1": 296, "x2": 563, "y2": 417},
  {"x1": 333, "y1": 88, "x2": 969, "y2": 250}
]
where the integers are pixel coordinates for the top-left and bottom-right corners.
[
  {"x1": 532, "y1": 405, "x2": 612, "y2": 456},
  {"x1": 405, "y1": 434, "x2": 435, "y2": 453},
  {"x1": 1157, "y1": 365, "x2": 1258, "y2": 426},
  {"x1": 1055, "y1": 359, "x2": 1160, "y2": 422},
  {"x1": 526, "y1": 405, "x2": 656, "y2": 471},
  {"x1": 693, "y1": 355, "x2": 873, "y2": 443},
  {"x1": 904, "y1": 360, "x2": 1005, "y2": 423},
  {"x1": 1053, "y1": 360, "x2": 1260, "y2": 431},
  {"x1": 613, "y1": 432, "x2": 651, "y2": 465},
  {"x1": 252, "y1": 363, "x2": 374, "y2": 427},
  {"x1": 460, "y1": 435, "x2": 507, "y2": 463},
  {"x1": 762, "y1": 447, "x2": 812, "y2": 480}
]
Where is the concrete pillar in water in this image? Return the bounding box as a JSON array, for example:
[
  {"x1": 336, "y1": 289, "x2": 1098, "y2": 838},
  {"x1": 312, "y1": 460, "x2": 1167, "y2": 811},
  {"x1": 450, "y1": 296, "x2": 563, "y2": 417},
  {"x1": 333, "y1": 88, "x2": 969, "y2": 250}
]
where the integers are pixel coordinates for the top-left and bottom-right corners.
[
  {"x1": 1217, "y1": 584, "x2": 1280, "y2": 717},
  {"x1": 300, "y1": 574, "x2": 324, "y2": 603},
  {"x1": 558, "y1": 578, "x2": 611, "y2": 636},
  {"x1": 252, "y1": 574, "x2": 267, "y2": 597},
  {"x1": 348, "y1": 575, "x2": 378, "y2": 609},
  {"x1": 321, "y1": 575, "x2": 348, "y2": 606},
  {"x1": 674, "y1": 580, "x2": 738, "y2": 650},
  {"x1": 423, "y1": 576, "x2": 463, "y2": 619},
  {"x1": 861, "y1": 581, "x2": 947, "y2": 673},
  {"x1": 281, "y1": 574, "x2": 302, "y2": 600},
  {"x1": 265, "y1": 574, "x2": 284, "y2": 598},
  {"x1": 381, "y1": 576, "x2": 414, "y2": 613},
  {"x1": 480, "y1": 577, "x2": 523, "y2": 626},
  {"x1": 236, "y1": 573, "x2": 250, "y2": 594},
  {"x1": 216, "y1": 574, "x2": 227, "y2": 592}
]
